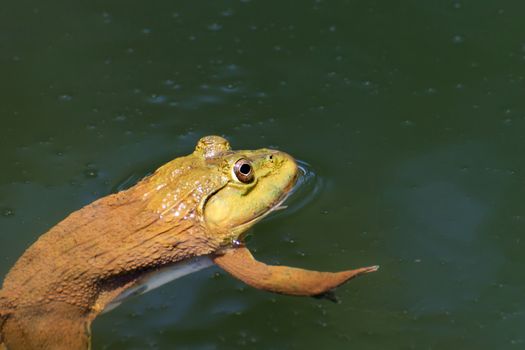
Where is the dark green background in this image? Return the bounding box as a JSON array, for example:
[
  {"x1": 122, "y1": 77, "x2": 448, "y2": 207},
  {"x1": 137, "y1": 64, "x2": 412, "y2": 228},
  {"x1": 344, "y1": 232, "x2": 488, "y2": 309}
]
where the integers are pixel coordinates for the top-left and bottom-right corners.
[{"x1": 1, "y1": 1, "x2": 524, "y2": 349}]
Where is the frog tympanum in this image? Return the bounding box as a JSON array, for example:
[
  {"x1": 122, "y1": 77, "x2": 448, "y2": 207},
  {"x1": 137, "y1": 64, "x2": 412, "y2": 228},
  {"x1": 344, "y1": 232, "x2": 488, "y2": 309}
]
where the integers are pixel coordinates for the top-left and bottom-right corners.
[{"x1": 0, "y1": 136, "x2": 377, "y2": 350}]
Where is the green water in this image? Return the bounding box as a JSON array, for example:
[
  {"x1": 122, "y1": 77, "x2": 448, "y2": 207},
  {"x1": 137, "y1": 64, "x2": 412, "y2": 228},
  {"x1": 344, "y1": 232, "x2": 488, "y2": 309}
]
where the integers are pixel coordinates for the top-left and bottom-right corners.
[{"x1": 1, "y1": 1, "x2": 525, "y2": 349}]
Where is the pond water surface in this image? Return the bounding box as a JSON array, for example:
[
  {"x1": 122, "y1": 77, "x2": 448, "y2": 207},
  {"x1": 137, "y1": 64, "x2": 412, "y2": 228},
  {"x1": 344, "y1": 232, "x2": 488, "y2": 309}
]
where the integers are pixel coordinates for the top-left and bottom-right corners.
[{"x1": 1, "y1": 1, "x2": 525, "y2": 349}]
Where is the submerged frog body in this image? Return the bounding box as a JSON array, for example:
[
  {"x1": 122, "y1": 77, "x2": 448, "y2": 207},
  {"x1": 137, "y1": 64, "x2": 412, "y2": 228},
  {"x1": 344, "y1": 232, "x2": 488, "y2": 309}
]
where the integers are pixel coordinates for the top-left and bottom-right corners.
[{"x1": 0, "y1": 136, "x2": 377, "y2": 350}]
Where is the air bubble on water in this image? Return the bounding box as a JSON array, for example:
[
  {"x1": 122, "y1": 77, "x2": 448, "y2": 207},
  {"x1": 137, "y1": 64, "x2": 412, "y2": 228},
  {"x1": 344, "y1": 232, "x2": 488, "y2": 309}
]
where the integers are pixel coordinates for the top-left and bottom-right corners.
[
  {"x1": 401, "y1": 120, "x2": 415, "y2": 127},
  {"x1": 2, "y1": 208, "x2": 15, "y2": 217},
  {"x1": 84, "y1": 169, "x2": 98, "y2": 178},
  {"x1": 221, "y1": 9, "x2": 234, "y2": 17},
  {"x1": 226, "y1": 64, "x2": 239, "y2": 72},
  {"x1": 452, "y1": 35, "x2": 464, "y2": 44},
  {"x1": 317, "y1": 320, "x2": 328, "y2": 328},
  {"x1": 101, "y1": 12, "x2": 112, "y2": 24},
  {"x1": 58, "y1": 94, "x2": 72, "y2": 102},
  {"x1": 147, "y1": 94, "x2": 167, "y2": 104},
  {"x1": 142, "y1": 28, "x2": 152, "y2": 34},
  {"x1": 221, "y1": 84, "x2": 239, "y2": 93},
  {"x1": 84, "y1": 164, "x2": 99, "y2": 178},
  {"x1": 208, "y1": 23, "x2": 222, "y2": 31}
]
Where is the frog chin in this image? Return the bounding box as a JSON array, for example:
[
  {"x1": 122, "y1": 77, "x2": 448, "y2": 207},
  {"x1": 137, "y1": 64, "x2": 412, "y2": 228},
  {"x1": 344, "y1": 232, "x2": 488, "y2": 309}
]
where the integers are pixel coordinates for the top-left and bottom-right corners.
[{"x1": 228, "y1": 185, "x2": 295, "y2": 240}]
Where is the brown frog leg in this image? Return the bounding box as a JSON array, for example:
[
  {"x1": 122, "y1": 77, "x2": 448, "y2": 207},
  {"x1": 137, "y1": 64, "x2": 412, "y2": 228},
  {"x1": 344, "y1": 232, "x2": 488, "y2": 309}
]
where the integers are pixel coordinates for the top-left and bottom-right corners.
[{"x1": 212, "y1": 246, "x2": 378, "y2": 296}]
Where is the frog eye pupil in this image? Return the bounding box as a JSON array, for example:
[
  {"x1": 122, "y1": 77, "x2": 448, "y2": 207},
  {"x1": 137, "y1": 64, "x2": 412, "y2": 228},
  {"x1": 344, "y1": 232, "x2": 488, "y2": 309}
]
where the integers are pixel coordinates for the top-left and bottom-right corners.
[
  {"x1": 234, "y1": 159, "x2": 254, "y2": 183},
  {"x1": 240, "y1": 163, "x2": 251, "y2": 175}
]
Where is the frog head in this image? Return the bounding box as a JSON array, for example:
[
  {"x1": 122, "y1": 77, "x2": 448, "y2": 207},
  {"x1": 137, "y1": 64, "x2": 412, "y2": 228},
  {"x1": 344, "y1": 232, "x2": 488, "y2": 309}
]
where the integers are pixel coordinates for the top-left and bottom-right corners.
[{"x1": 145, "y1": 136, "x2": 298, "y2": 244}]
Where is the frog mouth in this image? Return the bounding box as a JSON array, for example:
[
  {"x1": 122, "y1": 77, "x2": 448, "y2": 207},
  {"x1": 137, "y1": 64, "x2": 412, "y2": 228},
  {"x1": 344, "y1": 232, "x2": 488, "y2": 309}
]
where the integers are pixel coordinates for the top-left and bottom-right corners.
[
  {"x1": 269, "y1": 161, "x2": 311, "y2": 214},
  {"x1": 234, "y1": 169, "x2": 301, "y2": 237}
]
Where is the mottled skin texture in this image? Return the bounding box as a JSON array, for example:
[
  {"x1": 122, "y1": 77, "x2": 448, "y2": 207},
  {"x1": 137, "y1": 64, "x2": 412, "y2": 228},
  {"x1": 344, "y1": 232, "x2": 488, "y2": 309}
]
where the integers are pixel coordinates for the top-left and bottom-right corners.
[{"x1": 0, "y1": 136, "x2": 376, "y2": 349}]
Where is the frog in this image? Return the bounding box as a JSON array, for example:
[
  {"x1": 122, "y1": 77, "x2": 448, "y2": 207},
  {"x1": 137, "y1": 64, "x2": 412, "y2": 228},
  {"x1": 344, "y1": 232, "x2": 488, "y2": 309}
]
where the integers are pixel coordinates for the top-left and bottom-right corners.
[{"x1": 0, "y1": 136, "x2": 377, "y2": 350}]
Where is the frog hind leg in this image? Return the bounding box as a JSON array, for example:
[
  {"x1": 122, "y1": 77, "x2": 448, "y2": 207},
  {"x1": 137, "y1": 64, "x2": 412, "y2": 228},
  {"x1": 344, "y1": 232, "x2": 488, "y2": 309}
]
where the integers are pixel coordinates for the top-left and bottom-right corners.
[
  {"x1": 1, "y1": 301, "x2": 91, "y2": 350},
  {"x1": 212, "y1": 246, "x2": 378, "y2": 297}
]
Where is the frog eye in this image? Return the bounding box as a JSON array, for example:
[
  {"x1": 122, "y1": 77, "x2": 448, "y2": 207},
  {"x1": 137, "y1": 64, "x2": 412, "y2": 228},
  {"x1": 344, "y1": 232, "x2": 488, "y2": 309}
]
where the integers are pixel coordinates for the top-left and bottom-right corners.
[{"x1": 233, "y1": 159, "x2": 254, "y2": 183}]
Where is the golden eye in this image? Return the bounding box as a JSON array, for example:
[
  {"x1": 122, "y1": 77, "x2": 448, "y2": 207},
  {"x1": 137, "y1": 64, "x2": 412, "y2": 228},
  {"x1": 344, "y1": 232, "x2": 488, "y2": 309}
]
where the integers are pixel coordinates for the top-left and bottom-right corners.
[{"x1": 234, "y1": 159, "x2": 254, "y2": 183}]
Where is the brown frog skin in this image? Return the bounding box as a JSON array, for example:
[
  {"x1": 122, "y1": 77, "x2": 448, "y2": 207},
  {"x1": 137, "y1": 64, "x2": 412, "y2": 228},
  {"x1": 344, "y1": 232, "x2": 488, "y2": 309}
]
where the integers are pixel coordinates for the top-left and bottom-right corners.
[{"x1": 0, "y1": 136, "x2": 377, "y2": 350}]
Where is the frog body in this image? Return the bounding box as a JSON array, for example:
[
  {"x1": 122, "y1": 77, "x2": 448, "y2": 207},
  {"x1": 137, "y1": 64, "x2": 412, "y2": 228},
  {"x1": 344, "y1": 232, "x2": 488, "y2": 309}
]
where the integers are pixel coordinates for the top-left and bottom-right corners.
[{"x1": 0, "y1": 136, "x2": 376, "y2": 350}]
